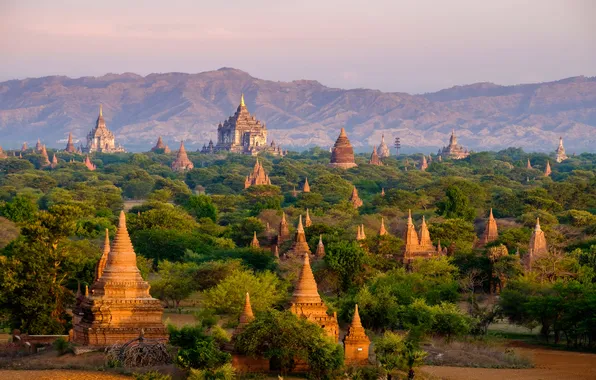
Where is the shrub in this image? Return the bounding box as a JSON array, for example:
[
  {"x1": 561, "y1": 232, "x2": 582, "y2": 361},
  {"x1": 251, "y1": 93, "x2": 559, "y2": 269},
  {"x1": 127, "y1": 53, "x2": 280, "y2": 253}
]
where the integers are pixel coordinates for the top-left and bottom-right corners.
[{"x1": 52, "y1": 337, "x2": 74, "y2": 356}]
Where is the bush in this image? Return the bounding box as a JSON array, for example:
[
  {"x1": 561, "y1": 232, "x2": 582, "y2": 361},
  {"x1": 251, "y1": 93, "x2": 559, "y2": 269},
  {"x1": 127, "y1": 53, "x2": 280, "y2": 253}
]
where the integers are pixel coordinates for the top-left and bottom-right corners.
[
  {"x1": 133, "y1": 371, "x2": 172, "y2": 380},
  {"x1": 52, "y1": 337, "x2": 74, "y2": 356}
]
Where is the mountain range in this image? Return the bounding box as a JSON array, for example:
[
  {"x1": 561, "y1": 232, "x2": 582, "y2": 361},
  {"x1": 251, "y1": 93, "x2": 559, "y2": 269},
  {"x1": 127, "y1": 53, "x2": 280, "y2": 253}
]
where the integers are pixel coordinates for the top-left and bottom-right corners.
[{"x1": 0, "y1": 68, "x2": 595, "y2": 153}]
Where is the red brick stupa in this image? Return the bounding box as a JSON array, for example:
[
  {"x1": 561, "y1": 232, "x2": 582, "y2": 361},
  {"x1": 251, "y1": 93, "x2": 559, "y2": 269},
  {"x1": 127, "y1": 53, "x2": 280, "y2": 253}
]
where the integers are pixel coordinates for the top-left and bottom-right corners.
[
  {"x1": 329, "y1": 128, "x2": 357, "y2": 169},
  {"x1": 343, "y1": 304, "x2": 370, "y2": 365},
  {"x1": 171, "y1": 141, "x2": 194, "y2": 172}
]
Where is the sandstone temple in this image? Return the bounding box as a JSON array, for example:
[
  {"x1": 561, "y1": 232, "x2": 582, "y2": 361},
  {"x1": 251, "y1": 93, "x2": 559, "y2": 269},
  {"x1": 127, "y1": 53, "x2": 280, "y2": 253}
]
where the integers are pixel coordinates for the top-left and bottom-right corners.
[
  {"x1": 244, "y1": 158, "x2": 272, "y2": 188},
  {"x1": 215, "y1": 94, "x2": 282, "y2": 156},
  {"x1": 555, "y1": 137, "x2": 568, "y2": 163},
  {"x1": 72, "y1": 212, "x2": 167, "y2": 345},
  {"x1": 151, "y1": 136, "x2": 171, "y2": 154},
  {"x1": 329, "y1": 128, "x2": 357, "y2": 169},
  {"x1": 525, "y1": 218, "x2": 548, "y2": 270},
  {"x1": 84, "y1": 105, "x2": 125, "y2": 153},
  {"x1": 65, "y1": 132, "x2": 76, "y2": 153},
  {"x1": 438, "y1": 129, "x2": 469, "y2": 160},
  {"x1": 403, "y1": 211, "x2": 438, "y2": 263},
  {"x1": 290, "y1": 254, "x2": 339, "y2": 341},
  {"x1": 475, "y1": 209, "x2": 498, "y2": 248},
  {"x1": 376, "y1": 134, "x2": 390, "y2": 158}
]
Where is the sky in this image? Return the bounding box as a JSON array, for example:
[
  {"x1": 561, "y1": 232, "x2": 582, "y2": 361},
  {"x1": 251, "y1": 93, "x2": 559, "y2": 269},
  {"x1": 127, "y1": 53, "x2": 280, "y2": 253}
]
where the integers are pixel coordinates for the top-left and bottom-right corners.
[{"x1": 1, "y1": 0, "x2": 595, "y2": 93}]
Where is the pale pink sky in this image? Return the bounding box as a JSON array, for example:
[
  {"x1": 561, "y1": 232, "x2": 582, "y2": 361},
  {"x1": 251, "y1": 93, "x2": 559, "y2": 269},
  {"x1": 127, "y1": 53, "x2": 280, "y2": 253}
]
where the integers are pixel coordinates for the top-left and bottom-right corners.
[{"x1": 1, "y1": 0, "x2": 595, "y2": 92}]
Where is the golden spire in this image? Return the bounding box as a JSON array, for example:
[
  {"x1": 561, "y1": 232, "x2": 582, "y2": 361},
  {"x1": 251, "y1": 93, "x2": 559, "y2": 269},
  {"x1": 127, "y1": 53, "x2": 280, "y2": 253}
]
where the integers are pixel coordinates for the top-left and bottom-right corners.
[
  {"x1": 240, "y1": 93, "x2": 245, "y2": 107},
  {"x1": 239, "y1": 292, "x2": 254, "y2": 324},
  {"x1": 351, "y1": 304, "x2": 362, "y2": 328},
  {"x1": 379, "y1": 217, "x2": 387, "y2": 236},
  {"x1": 360, "y1": 224, "x2": 366, "y2": 239},
  {"x1": 305, "y1": 209, "x2": 312, "y2": 227},
  {"x1": 291, "y1": 253, "x2": 322, "y2": 304},
  {"x1": 250, "y1": 231, "x2": 260, "y2": 248},
  {"x1": 99, "y1": 104, "x2": 103, "y2": 117}
]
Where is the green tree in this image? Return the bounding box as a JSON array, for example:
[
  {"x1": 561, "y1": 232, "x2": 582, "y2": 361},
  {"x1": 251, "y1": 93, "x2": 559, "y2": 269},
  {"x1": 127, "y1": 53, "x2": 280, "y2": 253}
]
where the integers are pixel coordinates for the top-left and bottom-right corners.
[
  {"x1": 0, "y1": 194, "x2": 38, "y2": 222},
  {"x1": 436, "y1": 185, "x2": 476, "y2": 221},
  {"x1": 375, "y1": 331, "x2": 427, "y2": 380},
  {"x1": 235, "y1": 310, "x2": 343, "y2": 378},
  {"x1": 150, "y1": 261, "x2": 199, "y2": 309},
  {"x1": 324, "y1": 240, "x2": 367, "y2": 293},
  {"x1": 0, "y1": 205, "x2": 100, "y2": 334},
  {"x1": 168, "y1": 324, "x2": 231, "y2": 370},
  {"x1": 184, "y1": 195, "x2": 218, "y2": 222},
  {"x1": 202, "y1": 268, "x2": 287, "y2": 318}
]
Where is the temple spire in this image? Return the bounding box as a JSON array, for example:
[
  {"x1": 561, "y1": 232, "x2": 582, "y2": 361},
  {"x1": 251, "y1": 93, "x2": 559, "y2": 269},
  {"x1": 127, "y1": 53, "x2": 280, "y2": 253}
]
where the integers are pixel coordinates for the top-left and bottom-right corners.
[
  {"x1": 379, "y1": 217, "x2": 387, "y2": 236},
  {"x1": 239, "y1": 292, "x2": 254, "y2": 325},
  {"x1": 544, "y1": 161, "x2": 552, "y2": 177},
  {"x1": 250, "y1": 231, "x2": 260, "y2": 248},
  {"x1": 305, "y1": 209, "x2": 313, "y2": 227},
  {"x1": 240, "y1": 93, "x2": 245, "y2": 107},
  {"x1": 99, "y1": 104, "x2": 103, "y2": 117},
  {"x1": 303, "y1": 177, "x2": 311, "y2": 193},
  {"x1": 315, "y1": 234, "x2": 325, "y2": 257},
  {"x1": 291, "y1": 253, "x2": 321, "y2": 304}
]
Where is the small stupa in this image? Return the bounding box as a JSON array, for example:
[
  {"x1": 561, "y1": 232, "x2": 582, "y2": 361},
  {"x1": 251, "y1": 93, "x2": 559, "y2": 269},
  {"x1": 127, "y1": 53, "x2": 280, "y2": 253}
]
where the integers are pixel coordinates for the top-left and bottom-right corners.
[
  {"x1": 420, "y1": 155, "x2": 428, "y2": 171},
  {"x1": 544, "y1": 161, "x2": 552, "y2": 177},
  {"x1": 315, "y1": 235, "x2": 325, "y2": 258},
  {"x1": 65, "y1": 132, "x2": 76, "y2": 153},
  {"x1": 40, "y1": 145, "x2": 51, "y2": 166},
  {"x1": 350, "y1": 186, "x2": 363, "y2": 208},
  {"x1": 290, "y1": 254, "x2": 339, "y2": 341},
  {"x1": 250, "y1": 231, "x2": 260, "y2": 249},
  {"x1": 72, "y1": 212, "x2": 167, "y2": 345},
  {"x1": 50, "y1": 153, "x2": 58, "y2": 168},
  {"x1": 369, "y1": 146, "x2": 383, "y2": 166},
  {"x1": 476, "y1": 209, "x2": 498, "y2": 248},
  {"x1": 379, "y1": 217, "x2": 387, "y2": 236},
  {"x1": 244, "y1": 158, "x2": 271, "y2": 188},
  {"x1": 278, "y1": 212, "x2": 290, "y2": 243},
  {"x1": 286, "y1": 215, "x2": 312, "y2": 258},
  {"x1": 235, "y1": 292, "x2": 255, "y2": 335},
  {"x1": 377, "y1": 134, "x2": 390, "y2": 158},
  {"x1": 555, "y1": 137, "x2": 568, "y2": 163},
  {"x1": 329, "y1": 128, "x2": 357, "y2": 169},
  {"x1": 305, "y1": 209, "x2": 313, "y2": 227},
  {"x1": 525, "y1": 218, "x2": 548, "y2": 270},
  {"x1": 21, "y1": 142, "x2": 28, "y2": 152},
  {"x1": 171, "y1": 141, "x2": 194, "y2": 172},
  {"x1": 343, "y1": 304, "x2": 370, "y2": 365},
  {"x1": 526, "y1": 158, "x2": 532, "y2": 169},
  {"x1": 152, "y1": 136, "x2": 171, "y2": 153},
  {"x1": 84, "y1": 155, "x2": 96, "y2": 171},
  {"x1": 303, "y1": 178, "x2": 311, "y2": 193},
  {"x1": 35, "y1": 139, "x2": 43, "y2": 152}
]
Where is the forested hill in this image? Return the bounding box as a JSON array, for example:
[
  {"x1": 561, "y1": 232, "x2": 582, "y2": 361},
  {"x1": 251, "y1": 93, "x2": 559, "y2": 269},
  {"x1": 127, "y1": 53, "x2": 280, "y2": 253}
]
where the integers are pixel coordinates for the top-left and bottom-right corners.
[{"x1": 0, "y1": 68, "x2": 595, "y2": 152}]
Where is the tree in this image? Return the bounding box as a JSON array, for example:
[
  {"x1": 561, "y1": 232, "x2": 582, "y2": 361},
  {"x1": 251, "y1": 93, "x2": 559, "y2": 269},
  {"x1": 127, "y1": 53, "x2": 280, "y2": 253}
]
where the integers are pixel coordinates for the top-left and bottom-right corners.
[
  {"x1": 168, "y1": 324, "x2": 231, "y2": 370},
  {"x1": 202, "y1": 268, "x2": 287, "y2": 318},
  {"x1": 0, "y1": 205, "x2": 100, "y2": 334},
  {"x1": 150, "y1": 261, "x2": 199, "y2": 309},
  {"x1": 0, "y1": 194, "x2": 38, "y2": 222},
  {"x1": 436, "y1": 185, "x2": 476, "y2": 221},
  {"x1": 375, "y1": 331, "x2": 426, "y2": 380},
  {"x1": 184, "y1": 195, "x2": 218, "y2": 222},
  {"x1": 235, "y1": 310, "x2": 343, "y2": 378},
  {"x1": 324, "y1": 241, "x2": 367, "y2": 293}
]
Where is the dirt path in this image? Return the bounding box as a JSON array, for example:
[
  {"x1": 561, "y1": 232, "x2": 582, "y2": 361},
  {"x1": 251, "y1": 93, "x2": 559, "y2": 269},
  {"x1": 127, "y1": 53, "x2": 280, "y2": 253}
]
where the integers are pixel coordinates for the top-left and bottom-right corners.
[
  {"x1": 0, "y1": 369, "x2": 129, "y2": 379},
  {"x1": 422, "y1": 344, "x2": 596, "y2": 380}
]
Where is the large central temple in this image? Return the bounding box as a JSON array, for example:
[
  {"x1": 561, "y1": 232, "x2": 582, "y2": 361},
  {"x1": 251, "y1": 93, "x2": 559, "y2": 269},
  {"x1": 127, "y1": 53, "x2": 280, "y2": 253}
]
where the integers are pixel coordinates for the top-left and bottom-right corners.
[
  {"x1": 84, "y1": 105, "x2": 125, "y2": 153},
  {"x1": 215, "y1": 94, "x2": 282, "y2": 156}
]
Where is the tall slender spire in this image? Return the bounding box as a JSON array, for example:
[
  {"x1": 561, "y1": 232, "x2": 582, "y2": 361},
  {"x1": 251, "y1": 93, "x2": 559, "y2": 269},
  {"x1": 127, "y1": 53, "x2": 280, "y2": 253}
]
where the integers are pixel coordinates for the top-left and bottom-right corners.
[
  {"x1": 250, "y1": 231, "x2": 260, "y2": 248},
  {"x1": 305, "y1": 209, "x2": 313, "y2": 227},
  {"x1": 544, "y1": 160, "x2": 552, "y2": 177},
  {"x1": 240, "y1": 93, "x2": 245, "y2": 107},
  {"x1": 404, "y1": 210, "x2": 420, "y2": 256},
  {"x1": 418, "y1": 216, "x2": 433, "y2": 250},
  {"x1": 278, "y1": 212, "x2": 290, "y2": 242},
  {"x1": 360, "y1": 224, "x2": 366, "y2": 239},
  {"x1": 315, "y1": 234, "x2": 325, "y2": 258},
  {"x1": 526, "y1": 158, "x2": 532, "y2": 169},
  {"x1": 526, "y1": 217, "x2": 548, "y2": 270},
  {"x1": 477, "y1": 208, "x2": 498, "y2": 247},
  {"x1": 379, "y1": 217, "x2": 387, "y2": 236},
  {"x1": 99, "y1": 104, "x2": 103, "y2": 117},
  {"x1": 350, "y1": 186, "x2": 363, "y2": 208},
  {"x1": 238, "y1": 292, "x2": 254, "y2": 327},
  {"x1": 420, "y1": 155, "x2": 428, "y2": 171}
]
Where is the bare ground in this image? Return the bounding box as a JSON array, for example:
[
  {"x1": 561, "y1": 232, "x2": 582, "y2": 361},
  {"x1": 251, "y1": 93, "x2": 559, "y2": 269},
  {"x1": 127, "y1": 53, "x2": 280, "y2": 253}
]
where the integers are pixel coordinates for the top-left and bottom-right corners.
[{"x1": 422, "y1": 342, "x2": 596, "y2": 380}]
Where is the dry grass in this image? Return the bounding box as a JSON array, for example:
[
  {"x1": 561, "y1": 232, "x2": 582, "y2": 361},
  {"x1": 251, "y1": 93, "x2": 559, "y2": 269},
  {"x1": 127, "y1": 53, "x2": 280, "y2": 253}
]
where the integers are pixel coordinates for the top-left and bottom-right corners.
[{"x1": 424, "y1": 339, "x2": 533, "y2": 369}]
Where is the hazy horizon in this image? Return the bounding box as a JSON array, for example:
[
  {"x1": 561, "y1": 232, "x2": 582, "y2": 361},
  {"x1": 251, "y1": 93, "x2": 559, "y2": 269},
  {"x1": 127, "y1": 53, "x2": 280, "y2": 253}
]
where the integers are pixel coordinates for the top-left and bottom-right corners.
[{"x1": 1, "y1": 0, "x2": 595, "y2": 93}]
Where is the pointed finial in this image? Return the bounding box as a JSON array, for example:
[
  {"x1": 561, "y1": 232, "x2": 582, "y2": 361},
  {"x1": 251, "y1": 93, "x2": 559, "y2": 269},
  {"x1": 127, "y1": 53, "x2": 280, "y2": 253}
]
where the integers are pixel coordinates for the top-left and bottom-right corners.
[
  {"x1": 407, "y1": 209, "x2": 413, "y2": 224},
  {"x1": 240, "y1": 93, "x2": 245, "y2": 107},
  {"x1": 319, "y1": 234, "x2": 323, "y2": 244},
  {"x1": 489, "y1": 208, "x2": 494, "y2": 219},
  {"x1": 85, "y1": 285, "x2": 89, "y2": 297},
  {"x1": 297, "y1": 215, "x2": 304, "y2": 233},
  {"x1": 535, "y1": 217, "x2": 541, "y2": 231},
  {"x1": 118, "y1": 210, "x2": 126, "y2": 228},
  {"x1": 99, "y1": 104, "x2": 103, "y2": 117},
  {"x1": 352, "y1": 304, "x2": 362, "y2": 327}
]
